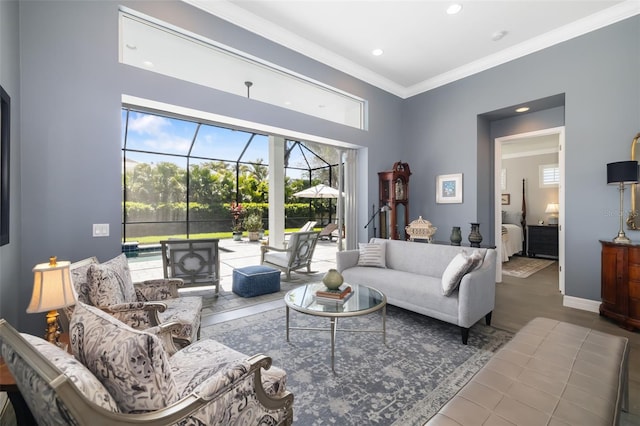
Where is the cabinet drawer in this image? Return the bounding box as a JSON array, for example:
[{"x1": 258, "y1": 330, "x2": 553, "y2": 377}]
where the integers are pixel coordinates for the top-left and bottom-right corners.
[{"x1": 629, "y1": 248, "x2": 640, "y2": 264}]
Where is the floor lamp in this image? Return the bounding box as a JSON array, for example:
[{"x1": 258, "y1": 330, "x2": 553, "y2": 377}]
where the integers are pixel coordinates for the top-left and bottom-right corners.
[
  {"x1": 607, "y1": 160, "x2": 638, "y2": 244},
  {"x1": 364, "y1": 204, "x2": 390, "y2": 238}
]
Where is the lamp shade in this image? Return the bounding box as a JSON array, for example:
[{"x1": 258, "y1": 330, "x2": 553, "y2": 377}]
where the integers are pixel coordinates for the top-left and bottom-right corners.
[
  {"x1": 545, "y1": 203, "x2": 559, "y2": 214},
  {"x1": 607, "y1": 161, "x2": 638, "y2": 184},
  {"x1": 27, "y1": 257, "x2": 75, "y2": 313}
]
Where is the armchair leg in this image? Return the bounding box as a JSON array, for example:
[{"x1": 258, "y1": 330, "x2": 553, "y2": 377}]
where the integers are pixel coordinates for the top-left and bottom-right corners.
[
  {"x1": 461, "y1": 327, "x2": 469, "y2": 345},
  {"x1": 485, "y1": 311, "x2": 492, "y2": 326}
]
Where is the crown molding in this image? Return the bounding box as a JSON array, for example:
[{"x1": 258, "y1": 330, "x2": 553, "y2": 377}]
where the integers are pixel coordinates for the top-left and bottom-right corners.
[{"x1": 185, "y1": 0, "x2": 639, "y2": 99}]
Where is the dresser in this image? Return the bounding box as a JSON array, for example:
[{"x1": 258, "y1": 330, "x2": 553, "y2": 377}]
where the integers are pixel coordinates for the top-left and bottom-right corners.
[
  {"x1": 600, "y1": 241, "x2": 640, "y2": 331},
  {"x1": 527, "y1": 225, "x2": 558, "y2": 259}
]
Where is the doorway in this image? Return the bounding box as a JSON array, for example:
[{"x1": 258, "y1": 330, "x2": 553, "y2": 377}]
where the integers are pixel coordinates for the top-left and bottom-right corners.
[{"x1": 494, "y1": 127, "x2": 565, "y2": 293}]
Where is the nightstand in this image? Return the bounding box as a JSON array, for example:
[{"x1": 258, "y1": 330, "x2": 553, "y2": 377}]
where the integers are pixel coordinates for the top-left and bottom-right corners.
[{"x1": 527, "y1": 225, "x2": 558, "y2": 259}]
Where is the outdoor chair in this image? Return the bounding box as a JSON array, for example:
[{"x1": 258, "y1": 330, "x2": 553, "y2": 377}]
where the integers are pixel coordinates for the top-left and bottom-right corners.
[
  {"x1": 62, "y1": 253, "x2": 202, "y2": 349},
  {"x1": 318, "y1": 223, "x2": 339, "y2": 241},
  {"x1": 160, "y1": 238, "x2": 220, "y2": 295},
  {"x1": 261, "y1": 231, "x2": 320, "y2": 280},
  {"x1": 0, "y1": 304, "x2": 293, "y2": 426}
]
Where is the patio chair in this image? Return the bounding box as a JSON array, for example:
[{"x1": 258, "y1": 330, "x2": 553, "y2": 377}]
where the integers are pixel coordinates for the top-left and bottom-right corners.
[
  {"x1": 0, "y1": 304, "x2": 293, "y2": 426},
  {"x1": 62, "y1": 254, "x2": 202, "y2": 349},
  {"x1": 160, "y1": 238, "x2": 220, "y2": 295},
  {"x1": 261, "y1": 231, "x2": 320, "y2": 280},
  {"x1": 318, "y1": 223, "x2": 339, "y2": 241}
]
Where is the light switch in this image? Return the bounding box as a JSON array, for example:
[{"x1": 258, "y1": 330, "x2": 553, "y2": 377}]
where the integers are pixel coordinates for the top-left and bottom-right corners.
[{"x1": 93, "y1": 224, "x2": 109, "y2": 237}]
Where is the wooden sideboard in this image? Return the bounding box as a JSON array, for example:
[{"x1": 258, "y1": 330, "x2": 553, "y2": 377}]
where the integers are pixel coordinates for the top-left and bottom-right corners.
[{"x1": 600, "y1": 240, "x2": 640, "y2": 331}]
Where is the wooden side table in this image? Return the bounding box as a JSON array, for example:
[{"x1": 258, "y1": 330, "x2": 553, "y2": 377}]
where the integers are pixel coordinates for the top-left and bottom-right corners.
[{"x1": 0, "y1": 333, "x2": 70, "y2": 424}]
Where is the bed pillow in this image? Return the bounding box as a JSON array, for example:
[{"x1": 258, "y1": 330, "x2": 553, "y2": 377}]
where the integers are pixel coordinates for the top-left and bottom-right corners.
[
  {"x1": 442, "y1": 252, "x2": 473, "y2": 296},
  {"x1": 357, "y1": 242, "x2": 387, "y2": 268},
  {"x1": 503, "y1": 211, "x2": 522, "y2": 225}
]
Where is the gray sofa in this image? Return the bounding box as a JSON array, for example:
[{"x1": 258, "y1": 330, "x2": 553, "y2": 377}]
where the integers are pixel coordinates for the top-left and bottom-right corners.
[{"x1": 336, "y1": 238, "x2": 497, "y2": 344}]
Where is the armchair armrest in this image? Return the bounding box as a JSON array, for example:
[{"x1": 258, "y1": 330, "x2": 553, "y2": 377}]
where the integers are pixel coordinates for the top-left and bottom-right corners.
[
  {"x1": 191, "y1": 354, "x2": 294, "y2": 418},
  {"x1": 134, "y1": 278, "x2": 183, "y2": 300},
  {"x1": 336, "y1": 249, "x2": 360, "y2": 273},
  {"x1": 100, "y1": 301, "x2": 167, "y2": 330},
  {"x1": 145, "y1": 321, "x2": 182, "y2": 355}
]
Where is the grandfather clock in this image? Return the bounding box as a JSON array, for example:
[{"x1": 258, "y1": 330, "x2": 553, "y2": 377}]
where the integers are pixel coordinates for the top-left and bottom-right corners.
[{"x1": 378, "y1": 162, "x2": 411, "y2": 240}]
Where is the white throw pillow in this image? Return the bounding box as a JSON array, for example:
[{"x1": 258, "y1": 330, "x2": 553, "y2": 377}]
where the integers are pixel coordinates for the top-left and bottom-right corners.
[
  {"x1": 442, "y1": 252, "x2": 473, "y2": 296},
  {"x1": 357, "y1": 242, "x2": 386, "y2": 268},
  {"x1": 467, "y1": 250, "x2": 484, "y2": 271}
]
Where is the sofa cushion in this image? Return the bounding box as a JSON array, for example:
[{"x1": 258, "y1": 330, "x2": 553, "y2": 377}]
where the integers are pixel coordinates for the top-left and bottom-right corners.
[
  {"x1": 22, "y1": 334, "x2": 120, "y2": 413},
  {"x1": 87, "y1": 253, "x2": 137, "y2": 306},
  {"x1": 357, "y1": 242, "x2": 386, "y2": 268},
  {"x1": 442, "y1": 252, "x2": 473, "y2": 296},
  {"x1": 467, "y1": 249, "x2": 484, "y2": 271},
  {"x1": 70, "y1": 302, "x2": 179, "y2": 414}
]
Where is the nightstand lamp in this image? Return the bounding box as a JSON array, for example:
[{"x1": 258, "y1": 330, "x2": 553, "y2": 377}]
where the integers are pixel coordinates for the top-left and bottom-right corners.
[
  {"x1": 545, "y1": 203, "x2": 559, "y2": 225},
  {"x1": 26, "y1": 256, "x2": 76, "y2": 345},
  {"x1": 607, "y1": 161, "x2": 639, "y2": 244}
]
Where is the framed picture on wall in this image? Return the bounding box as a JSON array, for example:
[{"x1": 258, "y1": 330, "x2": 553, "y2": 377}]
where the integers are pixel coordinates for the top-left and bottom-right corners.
[
  {"x1": 0, "y1": 84, "x2": 10, "y2": 246},
  {"x1": 436, "y1": 173, "x2": 463, "y2": 204},
  {"x1": 501, "y1": 194, "x2": 510, "y2": 205}
]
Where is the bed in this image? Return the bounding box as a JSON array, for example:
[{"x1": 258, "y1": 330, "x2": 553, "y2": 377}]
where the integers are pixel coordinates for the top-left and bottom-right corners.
[{"x1": 501, "y1": 178, "x2": 526, "y2": 262}]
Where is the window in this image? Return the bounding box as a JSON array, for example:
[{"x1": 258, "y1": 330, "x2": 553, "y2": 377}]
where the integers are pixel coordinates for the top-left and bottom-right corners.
[{"x1": 539, "y1": 164, "x2": 559, "y2": 187}]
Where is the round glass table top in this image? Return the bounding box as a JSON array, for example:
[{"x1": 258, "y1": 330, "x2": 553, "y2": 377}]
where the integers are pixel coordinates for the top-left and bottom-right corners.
[{"x1": 284, "y1": 282, "x2": 386, "y2": 317}]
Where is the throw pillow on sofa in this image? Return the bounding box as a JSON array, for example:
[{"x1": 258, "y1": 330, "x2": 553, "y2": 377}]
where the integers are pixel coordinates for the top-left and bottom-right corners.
[
  {"x1": 357, "y1": 242, "x2": 386, "y2": 268},
  {"x1": 86, "y1": 253, "x2": 137, "y2": 306},
  {"x1": 441, "y1": 252, "x2": 473, "y2": 296},
  {"x1": 467, "y1": 249, "x2": 484, "y2": 271}
]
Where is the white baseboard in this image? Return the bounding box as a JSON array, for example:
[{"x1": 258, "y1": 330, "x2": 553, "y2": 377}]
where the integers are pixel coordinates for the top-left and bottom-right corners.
[{"x1": 563, "y1": 295, "x2": 600, "y2": 313}]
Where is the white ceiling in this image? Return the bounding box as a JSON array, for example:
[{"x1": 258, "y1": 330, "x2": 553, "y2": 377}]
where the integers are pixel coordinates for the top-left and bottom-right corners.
[{"x1": 184, "y1": 0, "x2": 638, "y2": 98}]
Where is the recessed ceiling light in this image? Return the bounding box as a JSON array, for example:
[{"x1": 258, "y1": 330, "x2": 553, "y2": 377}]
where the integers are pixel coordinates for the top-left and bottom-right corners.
[
  {"x1": 372, "y1": 48, "x2": 384, "y2": 56},
  {"x1": 515, "y1": 107, "x2": 530, "y2": 113},
  {"x1": 143, "y1": 60, "x2": 154, "y2": 68},
  {"x1": 126, "y1": 43, "x2": 137, "y2": 50},
  {"x1": 446, "y1": 3, "x2": 463, "y2": 15},
  {"x1": 492, "y1": 30, "x2": 508, "y2": 41}
]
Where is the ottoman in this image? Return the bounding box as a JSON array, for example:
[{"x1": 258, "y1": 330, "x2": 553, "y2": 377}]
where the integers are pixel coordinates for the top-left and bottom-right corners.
[{"x1": 232, "y1": 265, "x2": 281, "y2": 297}]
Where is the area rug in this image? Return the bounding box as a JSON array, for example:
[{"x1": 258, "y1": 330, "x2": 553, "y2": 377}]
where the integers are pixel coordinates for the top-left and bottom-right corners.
[
  {"x1": 202, "y1": 305, "x2": 513, "y2": 426},
  {"x1": 502, "y1": 256, "x2": 555, "y2": 278}
]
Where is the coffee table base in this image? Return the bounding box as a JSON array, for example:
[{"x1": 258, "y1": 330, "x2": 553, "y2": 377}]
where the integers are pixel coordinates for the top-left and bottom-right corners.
[{"x1": 286, "y1": 304, "x2": 386, "y2": 373}]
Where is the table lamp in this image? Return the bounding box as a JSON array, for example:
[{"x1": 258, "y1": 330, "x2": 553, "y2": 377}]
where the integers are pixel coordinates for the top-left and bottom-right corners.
[
  {"x1": 545, "y1": 203, "x2": 559, "y2": 225},
  {"x1": 607, "y1": 161, "x2": 638, "y2": 244},
  {"x1": 26, "y1": 256, "x2": 76, "y2": 345}
]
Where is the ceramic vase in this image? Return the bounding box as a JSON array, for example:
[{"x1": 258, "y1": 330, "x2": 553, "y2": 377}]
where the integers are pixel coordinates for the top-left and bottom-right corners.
[
  {"x1": 322, "y1": 269, "x2": 344, "y2": 290},
  {"x1": 450, "y1": 226, "x2": 462, "y2": 246},
  {"x1": 469, "y1": 223, "x2": 483, "y2": 247}
]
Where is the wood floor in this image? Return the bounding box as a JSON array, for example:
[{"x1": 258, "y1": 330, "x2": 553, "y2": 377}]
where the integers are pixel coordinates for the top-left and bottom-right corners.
[{"x1": 495, "y1": 259, "x2": 640, "y2": 423}]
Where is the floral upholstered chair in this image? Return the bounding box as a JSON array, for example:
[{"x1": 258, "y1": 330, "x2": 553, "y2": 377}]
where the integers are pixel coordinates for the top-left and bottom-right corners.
[
  {"x1": 0, "y1": 304, "x2": 293, "y2": 425},
  {"x1": 63, "y1": 254, "x2": 202, "y2": 349}
]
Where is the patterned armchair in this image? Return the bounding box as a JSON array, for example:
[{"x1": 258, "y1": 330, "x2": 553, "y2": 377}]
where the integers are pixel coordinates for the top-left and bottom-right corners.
[
  {"x1": 62, "y1": 254, "x2": 202, "y2": 349},
  {"x1": 0, "y1": 304, "x2": 293, "y2": 425},
  {"x1": 261, "y1": 231, "x2": 320, "y2": 280}
]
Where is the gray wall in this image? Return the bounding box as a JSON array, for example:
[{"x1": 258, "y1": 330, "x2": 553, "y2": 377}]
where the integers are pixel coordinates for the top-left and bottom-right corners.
[
  {"x1": 0, "y1": 0, "x2": 21, "y2": 327},
  {"x1": 5, "y1": 2, "x2": 639, "y2": 332},
  {"x1": 403, "y1": 15, "x2": 640, "y2": 301},
  {"x1": 16, "y1": 0, "x2": 403, "y2": 334}
]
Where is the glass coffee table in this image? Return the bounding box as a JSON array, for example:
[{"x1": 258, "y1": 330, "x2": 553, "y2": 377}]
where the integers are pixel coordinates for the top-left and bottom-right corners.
[{"x1": 284, "y1": 282, "x2": 386, "y2": 372}]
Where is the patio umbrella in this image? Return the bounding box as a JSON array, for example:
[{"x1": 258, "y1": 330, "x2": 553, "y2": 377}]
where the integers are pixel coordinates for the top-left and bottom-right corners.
[{"x1": 293, "y1": 184, "x2": 342, "y2": 199}]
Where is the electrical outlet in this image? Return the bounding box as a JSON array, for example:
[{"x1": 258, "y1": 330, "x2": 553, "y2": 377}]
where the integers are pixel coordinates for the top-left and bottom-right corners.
[{"x1": 93, "y1": 224, "x2": 109, "y2": 237}]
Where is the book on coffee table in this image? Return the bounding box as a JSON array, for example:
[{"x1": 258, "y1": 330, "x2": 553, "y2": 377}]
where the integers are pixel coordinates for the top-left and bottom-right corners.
[
  {"x1": 316, "y1": 285, "x2": 351, "y2": 299},
  {"x1": 315, "y1": 291, "x2": 353, "y2": 304}
]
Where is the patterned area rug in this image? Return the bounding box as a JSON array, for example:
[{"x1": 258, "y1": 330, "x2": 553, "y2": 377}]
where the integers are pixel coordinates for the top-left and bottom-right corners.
[
  {"x1": 502, "y1": 256, "x2": 555, "y2": 278},
  {"x1": 202, "y1": 305, "x2": 513, "y2": 426}
]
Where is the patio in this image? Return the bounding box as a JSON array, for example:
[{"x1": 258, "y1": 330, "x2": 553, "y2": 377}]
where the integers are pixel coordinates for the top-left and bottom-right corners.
[{"x1": 128, "y1": 238, "x2": 340, "y2": 326}]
